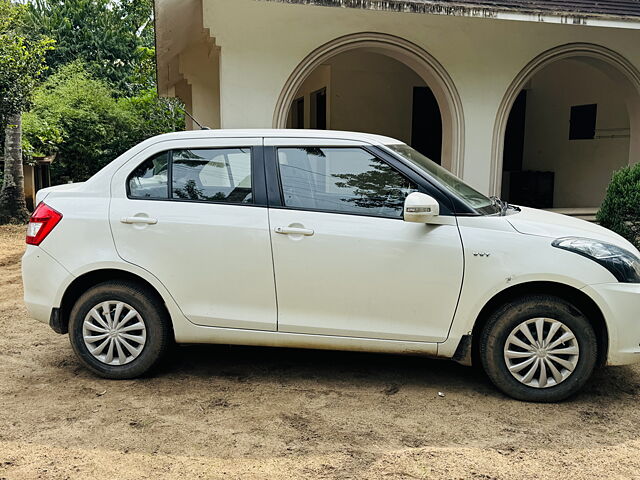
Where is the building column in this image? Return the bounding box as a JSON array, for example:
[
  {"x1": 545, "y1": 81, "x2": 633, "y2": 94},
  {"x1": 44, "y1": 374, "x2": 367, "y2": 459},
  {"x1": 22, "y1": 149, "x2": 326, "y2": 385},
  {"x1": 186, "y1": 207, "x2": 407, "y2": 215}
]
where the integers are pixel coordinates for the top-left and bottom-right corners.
[{"x1": 179, "y1": 34, "x2": 221, "y2": 129}]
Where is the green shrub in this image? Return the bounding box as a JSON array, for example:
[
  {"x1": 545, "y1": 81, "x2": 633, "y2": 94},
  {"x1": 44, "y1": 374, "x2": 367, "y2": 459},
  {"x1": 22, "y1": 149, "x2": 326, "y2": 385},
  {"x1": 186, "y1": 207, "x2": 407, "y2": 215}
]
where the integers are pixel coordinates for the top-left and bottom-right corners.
[
  {"x1": 596, "y1": 163, "x2": 640, "y2": 250},
  {"x1": 24, "y1": 62, "x2": 184, "y2": 183}
]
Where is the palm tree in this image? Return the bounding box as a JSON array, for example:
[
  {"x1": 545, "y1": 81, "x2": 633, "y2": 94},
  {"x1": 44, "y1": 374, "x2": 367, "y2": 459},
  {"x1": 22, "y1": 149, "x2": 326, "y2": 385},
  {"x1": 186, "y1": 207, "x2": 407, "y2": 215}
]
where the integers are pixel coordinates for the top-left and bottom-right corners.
[
  {"x1": 0, "y1": 0, "x2": 52, "y2": 223},
  {"x1": 0, "y1": 113, "x2": 29, "y2": 223}
]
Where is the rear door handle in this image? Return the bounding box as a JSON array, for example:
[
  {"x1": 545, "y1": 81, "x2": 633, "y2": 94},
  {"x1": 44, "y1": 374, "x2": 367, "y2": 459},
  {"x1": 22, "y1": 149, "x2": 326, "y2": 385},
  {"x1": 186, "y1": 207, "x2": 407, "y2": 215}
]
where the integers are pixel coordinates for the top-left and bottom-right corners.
[
  {"x1": 121, "y1": 216, "x2": 158, "y2": 225},
  {"x1": 275, "y1": 226, "x2": 314, "y2": 236}
]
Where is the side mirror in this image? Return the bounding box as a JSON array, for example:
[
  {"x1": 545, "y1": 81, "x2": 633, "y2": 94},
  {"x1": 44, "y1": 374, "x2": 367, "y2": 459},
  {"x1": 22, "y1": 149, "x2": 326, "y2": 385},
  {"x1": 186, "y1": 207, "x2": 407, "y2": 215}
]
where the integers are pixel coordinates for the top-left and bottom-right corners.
[{"x1": 403, "y1": 192, "x2": 439, "y2": 223}]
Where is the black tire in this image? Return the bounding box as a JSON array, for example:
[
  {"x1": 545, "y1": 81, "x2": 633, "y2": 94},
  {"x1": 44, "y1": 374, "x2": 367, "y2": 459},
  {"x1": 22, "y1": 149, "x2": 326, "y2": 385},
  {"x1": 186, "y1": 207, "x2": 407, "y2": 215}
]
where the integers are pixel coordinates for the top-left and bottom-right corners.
[
  {"x1": 68, "y1": 281, "x2": 172, "y2": 379},
  {"x1": 480, "y1": 294, "x2": 598, "y2": 402}
]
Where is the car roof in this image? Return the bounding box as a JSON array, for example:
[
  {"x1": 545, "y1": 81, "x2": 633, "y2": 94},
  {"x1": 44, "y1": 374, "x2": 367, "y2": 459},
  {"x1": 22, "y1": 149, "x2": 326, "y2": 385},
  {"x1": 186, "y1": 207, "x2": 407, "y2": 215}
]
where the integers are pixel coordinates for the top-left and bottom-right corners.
[{"x1": 149, "y1": 129, "x2": 403, "y2": 146}]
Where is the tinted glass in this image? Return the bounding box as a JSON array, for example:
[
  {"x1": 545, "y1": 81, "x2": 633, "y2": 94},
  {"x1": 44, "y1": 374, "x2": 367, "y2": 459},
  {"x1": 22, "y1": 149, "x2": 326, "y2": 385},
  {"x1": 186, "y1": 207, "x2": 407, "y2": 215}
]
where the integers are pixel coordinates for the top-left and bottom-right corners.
[
  {"x1": 172, "y1": 148, "x2": 252, "y2": 204},
  {"x1": 278, "y1": 147, "x2": 418, "y2": 218},
  {"x1": 387, "y1": 144, "x2": 500, "y2": 215},
  {"x1": 128, "y1": 152, "x2": 169, "y2": 199}
]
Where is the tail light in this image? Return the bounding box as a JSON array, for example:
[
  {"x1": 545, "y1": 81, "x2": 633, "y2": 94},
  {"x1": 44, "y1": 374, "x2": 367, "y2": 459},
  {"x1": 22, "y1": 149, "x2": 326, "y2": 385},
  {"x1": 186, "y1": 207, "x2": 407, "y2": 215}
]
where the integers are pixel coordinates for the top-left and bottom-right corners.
[{"x1": 26, "y1": 202, "x2": 63, "y2": 246}]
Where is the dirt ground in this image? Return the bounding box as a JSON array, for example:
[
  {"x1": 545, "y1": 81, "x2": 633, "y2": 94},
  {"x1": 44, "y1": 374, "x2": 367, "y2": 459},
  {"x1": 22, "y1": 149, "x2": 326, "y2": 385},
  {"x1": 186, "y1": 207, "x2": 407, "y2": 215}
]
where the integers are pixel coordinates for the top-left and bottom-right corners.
[{"x1": 1, "y1": 225, "x2": 640, "y2": 480}]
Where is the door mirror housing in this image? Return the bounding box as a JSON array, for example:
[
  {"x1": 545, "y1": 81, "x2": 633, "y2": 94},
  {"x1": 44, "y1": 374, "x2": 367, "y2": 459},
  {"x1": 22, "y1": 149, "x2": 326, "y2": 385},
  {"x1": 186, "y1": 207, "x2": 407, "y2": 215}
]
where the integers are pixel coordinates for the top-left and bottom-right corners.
[{"x1": 403, "y1": 192, "x2": 439, "y2": 223}]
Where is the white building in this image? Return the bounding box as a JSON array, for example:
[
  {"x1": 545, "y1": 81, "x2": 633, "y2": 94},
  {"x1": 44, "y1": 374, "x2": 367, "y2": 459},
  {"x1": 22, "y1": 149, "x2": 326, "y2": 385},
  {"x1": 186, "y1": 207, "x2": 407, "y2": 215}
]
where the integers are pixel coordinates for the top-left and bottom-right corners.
[{"x1": 154, "y1": 0, "x2": 640, "y2": 217}]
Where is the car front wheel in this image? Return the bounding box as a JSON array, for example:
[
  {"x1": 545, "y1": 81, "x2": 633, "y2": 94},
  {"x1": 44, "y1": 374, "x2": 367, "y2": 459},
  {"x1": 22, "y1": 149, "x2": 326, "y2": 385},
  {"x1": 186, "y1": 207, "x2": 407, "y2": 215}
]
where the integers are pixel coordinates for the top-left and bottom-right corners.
[
  {"x1": 480, "y1": 294, "x2": 598, "y2": 402},
  {"x1": 68, "y1": 281, "x2": 172, "y2": 379}
]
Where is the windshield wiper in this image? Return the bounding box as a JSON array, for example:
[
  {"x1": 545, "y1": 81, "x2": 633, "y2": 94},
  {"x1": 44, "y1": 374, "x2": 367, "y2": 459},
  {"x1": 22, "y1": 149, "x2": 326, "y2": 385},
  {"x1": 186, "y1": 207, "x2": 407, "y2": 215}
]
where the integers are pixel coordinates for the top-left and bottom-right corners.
[
  {"x1": 490, "y1": 195, "x2": 520, "y2": 216},
  {"x1": 490, "y1": 195, "x2": 505, "y2": 215}
]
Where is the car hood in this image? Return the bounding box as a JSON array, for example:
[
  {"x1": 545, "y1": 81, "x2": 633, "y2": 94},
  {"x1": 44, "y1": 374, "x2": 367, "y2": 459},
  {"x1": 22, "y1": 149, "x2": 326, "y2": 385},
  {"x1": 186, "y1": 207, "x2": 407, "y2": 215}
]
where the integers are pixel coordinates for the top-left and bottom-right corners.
[{"x1": 507, "y1": 206, "x2": 640, "y2": 254}]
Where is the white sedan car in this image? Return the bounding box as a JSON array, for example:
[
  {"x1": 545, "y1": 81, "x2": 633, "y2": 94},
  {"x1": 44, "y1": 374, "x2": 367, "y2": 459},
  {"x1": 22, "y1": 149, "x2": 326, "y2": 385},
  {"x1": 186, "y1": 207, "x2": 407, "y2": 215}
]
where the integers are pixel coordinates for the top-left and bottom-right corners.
[{"x1": 22, "y1": 130, "x2": 640, "y2": 402}]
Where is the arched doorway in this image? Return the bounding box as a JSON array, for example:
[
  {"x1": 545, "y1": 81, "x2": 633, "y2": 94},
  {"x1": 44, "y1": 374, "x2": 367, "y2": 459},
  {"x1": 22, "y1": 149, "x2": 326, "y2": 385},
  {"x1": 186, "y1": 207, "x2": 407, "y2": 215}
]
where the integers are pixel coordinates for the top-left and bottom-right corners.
[
  {"x1": 493, "y1": 44, "x2": 640, "y2": 214},
  {"x1": 274, "y1": 33, "x2": 464, "y2": 175}
]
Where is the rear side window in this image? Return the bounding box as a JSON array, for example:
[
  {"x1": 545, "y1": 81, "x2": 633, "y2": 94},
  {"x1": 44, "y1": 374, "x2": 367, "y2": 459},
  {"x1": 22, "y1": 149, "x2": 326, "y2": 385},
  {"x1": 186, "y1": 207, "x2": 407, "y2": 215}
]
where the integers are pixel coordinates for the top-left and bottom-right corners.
[
  {"x1": 128, "y1": 152, "x2": 169, "y2": 199},
  {"x1": 172, "y1": 148, "x2": 252, "y2": 204},
  {"x1": 127, "y1": 148, "x2": 253, "y2": 204},
  {"x1": 277, "y1": 147, "x2": 418, "y2": 218}
]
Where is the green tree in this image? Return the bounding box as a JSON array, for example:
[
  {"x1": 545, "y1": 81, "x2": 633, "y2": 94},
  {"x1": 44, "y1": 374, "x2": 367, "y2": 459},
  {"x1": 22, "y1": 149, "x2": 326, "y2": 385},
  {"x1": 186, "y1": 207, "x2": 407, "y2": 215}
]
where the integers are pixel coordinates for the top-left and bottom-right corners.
[
  {"x1": 26, "y1": 0, "x2": 154, "y2": 94},
  {"x1": 118, "y1": 89, "x2": 185, "y2": 147},
  {"x1": 24, "y1": 63, "x2": 184, "y2": 182},
  {"x1": 0, "y1": 0, "x2": 53, "y2": 223}
]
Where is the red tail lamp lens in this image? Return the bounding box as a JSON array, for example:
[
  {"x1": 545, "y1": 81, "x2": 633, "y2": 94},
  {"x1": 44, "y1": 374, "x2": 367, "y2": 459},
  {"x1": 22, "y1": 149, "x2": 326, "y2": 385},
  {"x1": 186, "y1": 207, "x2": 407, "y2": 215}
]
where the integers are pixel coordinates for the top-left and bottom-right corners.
[{"x1": 26, "y1": 202, "x2": 63, "y2": 246}]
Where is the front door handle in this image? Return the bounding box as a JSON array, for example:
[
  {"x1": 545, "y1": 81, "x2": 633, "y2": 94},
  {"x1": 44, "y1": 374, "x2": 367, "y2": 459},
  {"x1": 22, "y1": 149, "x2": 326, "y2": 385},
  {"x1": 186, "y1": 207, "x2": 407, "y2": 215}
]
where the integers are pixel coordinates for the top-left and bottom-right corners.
[
  {"x1": 275, "y1": 226, "x2": 314, "y2": 236},
  {"x1": 121, "y1": 216, "x2": 158, "y2": 225}
]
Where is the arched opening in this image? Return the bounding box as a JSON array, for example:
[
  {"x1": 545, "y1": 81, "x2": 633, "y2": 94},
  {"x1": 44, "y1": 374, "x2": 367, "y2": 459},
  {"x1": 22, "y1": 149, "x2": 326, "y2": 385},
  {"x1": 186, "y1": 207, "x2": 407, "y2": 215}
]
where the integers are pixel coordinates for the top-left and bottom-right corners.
[
  {"x1": 495, "y1": 44, "x2": 640, "y2": 215},
  {"x1": 274, "y1": 33, "x2": 464, "y2": 175}
]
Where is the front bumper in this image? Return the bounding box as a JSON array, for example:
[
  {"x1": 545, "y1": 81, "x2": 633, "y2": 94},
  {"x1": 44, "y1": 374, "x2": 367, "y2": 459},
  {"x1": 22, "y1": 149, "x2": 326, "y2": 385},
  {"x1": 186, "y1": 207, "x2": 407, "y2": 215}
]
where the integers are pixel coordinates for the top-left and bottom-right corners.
[
  {"x1": 22, "y1": 245, "x2": 72, "y2": 326},
  {"x1": 582, "y1": 282, "x2": 640, "y2": 366}
]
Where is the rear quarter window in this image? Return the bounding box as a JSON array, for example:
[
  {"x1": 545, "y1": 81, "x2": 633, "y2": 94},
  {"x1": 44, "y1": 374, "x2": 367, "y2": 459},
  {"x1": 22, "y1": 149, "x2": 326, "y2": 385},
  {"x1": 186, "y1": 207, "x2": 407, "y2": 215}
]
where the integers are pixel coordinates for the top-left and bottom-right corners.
[{"x1": 128, "y1": 152, "x2": 169, "y2": 199}]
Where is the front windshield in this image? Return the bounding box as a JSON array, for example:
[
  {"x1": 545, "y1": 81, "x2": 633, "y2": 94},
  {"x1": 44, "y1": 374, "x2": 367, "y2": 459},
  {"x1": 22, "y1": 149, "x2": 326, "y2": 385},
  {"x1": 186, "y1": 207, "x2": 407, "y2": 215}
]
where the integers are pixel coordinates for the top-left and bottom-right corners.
[{"x1": 386, "y1": 144, "x2": 500, "y2": 215}]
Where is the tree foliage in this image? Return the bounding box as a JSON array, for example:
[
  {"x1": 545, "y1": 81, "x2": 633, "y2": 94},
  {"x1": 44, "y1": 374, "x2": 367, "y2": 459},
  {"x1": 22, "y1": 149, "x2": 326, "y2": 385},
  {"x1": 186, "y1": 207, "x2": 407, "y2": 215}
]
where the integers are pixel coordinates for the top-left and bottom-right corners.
[
  {"x1": 26, "y1": 0, "x2": 155, "y2": 94},
  {"x1": 596, "y1": 163, "x2": 640, "y2": 250},
  {"x1": 0, "y1": 0, "x2": 52, "y2": 223},
  {"x1": 1, "y1": 0, "x2": 184, "y2": 215},
  {"x1": 0, "y1": 0, "x2": 53, "y2": 141},
  {"x1": 24, "y1": 63, "x2": 184, "y2": 182}
]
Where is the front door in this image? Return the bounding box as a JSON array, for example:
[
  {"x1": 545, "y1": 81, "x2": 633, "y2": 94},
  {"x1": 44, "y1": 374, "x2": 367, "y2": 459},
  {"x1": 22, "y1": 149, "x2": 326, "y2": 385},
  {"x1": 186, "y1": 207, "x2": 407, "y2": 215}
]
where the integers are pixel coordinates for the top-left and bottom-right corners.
[
  {"x1": 266, "y1": 141, "x2": 463, "y2": 342},
  {"x1": 109, "y1": 138, "x2": 277, "y2": 331}
]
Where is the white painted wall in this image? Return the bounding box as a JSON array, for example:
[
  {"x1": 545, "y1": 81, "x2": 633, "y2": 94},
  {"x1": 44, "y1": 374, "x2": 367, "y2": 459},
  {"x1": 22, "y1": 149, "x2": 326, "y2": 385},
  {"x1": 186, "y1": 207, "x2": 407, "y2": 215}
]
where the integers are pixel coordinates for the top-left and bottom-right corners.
[
  {"x1": 522, "y1": 59, "x2": 631, "y2": 208},
  {"x1": 193, "y1": 0, "x2": 640, "y2": 195}
]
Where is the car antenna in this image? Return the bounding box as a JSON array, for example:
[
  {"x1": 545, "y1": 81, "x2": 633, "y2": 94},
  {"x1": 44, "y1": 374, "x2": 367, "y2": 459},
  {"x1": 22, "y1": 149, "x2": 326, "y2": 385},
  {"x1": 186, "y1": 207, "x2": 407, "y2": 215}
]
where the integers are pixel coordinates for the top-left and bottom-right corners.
[{"x1": 181, "y1": 107, "x2": 210, "y2": 130}]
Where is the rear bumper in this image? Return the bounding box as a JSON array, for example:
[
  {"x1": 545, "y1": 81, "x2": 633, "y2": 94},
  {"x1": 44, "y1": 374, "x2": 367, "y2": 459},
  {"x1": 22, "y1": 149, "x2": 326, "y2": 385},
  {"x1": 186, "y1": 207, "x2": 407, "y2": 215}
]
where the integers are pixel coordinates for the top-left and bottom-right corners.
[
  {"x1": 582, "y1": 283, "x2": 640, "y2": 366},
  {"x1": 22, "y1": 246, "x2": 72, "y2": 326}
]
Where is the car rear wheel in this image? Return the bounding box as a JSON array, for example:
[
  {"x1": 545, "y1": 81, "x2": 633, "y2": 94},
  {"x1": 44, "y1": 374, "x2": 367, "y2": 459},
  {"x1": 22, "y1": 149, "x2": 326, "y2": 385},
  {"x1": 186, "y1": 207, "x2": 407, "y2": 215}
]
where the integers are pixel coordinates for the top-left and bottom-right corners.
[
  {"x1": 480, "y1": 294, "x2": 598, "y2": 402},
  {"x1": 68, "y1": 281, "x2": 171, "y2": 379}
]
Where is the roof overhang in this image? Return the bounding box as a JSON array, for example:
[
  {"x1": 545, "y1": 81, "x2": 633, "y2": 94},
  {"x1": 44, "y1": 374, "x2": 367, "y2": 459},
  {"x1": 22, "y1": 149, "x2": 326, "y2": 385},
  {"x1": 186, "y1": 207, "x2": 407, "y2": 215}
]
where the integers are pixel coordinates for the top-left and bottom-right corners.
[
  {"x1": 154, "y1": 0, "x2": 640, "y2": 94},
  {"x1": 258, "y1": 0, "x2": 640, "y2": 29}
]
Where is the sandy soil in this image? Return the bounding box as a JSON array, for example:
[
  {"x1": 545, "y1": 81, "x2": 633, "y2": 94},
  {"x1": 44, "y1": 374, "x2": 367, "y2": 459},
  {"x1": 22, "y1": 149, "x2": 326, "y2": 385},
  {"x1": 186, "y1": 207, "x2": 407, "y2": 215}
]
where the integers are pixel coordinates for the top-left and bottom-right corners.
[{"x1": 1, "y1": 225, "x2": 639, "y2": 480}]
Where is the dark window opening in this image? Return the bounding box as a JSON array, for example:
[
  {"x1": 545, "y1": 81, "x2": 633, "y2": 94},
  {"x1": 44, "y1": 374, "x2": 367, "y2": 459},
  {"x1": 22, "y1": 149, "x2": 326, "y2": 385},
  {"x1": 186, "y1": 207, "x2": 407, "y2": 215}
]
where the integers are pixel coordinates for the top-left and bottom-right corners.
[
  {"x1": 569, "y1": 104, "x2": 597, "y2": 140},
  {"x1": 503, "y1": 90, "x2": 527, "y2": 173},
  {"x1": 291, "y1": 97, "x2": 304, "y2": 129},
  {"x1": 310, "y1": 88, "x2": 327, "y2": 130},
  {"x1": 411, "y1": 86, "x2": 442, "y2": 165}
]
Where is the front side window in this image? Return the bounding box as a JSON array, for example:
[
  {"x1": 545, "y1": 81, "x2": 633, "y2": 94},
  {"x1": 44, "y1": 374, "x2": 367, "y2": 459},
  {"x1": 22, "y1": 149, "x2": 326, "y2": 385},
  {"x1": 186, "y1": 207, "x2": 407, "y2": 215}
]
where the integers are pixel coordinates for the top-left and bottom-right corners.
[
  {"x1": 277, "y1": 147, "x2": 418, "y2": 218},
  {"x1": 128, "y1": 152, "x2": 169, "y2": 199}
]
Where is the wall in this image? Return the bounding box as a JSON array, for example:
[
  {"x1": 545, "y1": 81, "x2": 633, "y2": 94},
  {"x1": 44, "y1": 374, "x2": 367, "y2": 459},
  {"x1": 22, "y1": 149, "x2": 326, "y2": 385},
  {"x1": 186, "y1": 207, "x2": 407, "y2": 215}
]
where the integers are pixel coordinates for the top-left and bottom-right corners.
[
  {"x1": 522, "y1": 59, "x2": 631, "y2": 208},
  {"x1": 330, "y1": 51, "x2": 425, "y2": 144},
  {"x1": 291, "y1": 50, "x2": 426, "y2": 144},
  {"x1": 179, "y1": 37, "x2": 221, "y2": 129},
  {"x1": 195, "y1": 0, "x2": 640, "y2": 194}
]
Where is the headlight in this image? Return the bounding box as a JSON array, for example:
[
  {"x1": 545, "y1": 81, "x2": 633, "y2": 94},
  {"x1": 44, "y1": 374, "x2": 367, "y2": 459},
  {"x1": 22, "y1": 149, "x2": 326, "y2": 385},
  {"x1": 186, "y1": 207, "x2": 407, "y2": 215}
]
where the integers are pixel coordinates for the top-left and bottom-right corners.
[{"x1": 552, "y1": 237, "x2": 640, "y2": 283}]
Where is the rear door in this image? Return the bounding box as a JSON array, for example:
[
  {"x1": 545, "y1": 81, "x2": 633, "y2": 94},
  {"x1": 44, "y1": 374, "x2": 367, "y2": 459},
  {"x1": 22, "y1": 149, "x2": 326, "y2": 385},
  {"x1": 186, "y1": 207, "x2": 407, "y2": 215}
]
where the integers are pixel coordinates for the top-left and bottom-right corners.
[
  {"x1": 109, "y1": 137, "x2": 277, "y2": 331},
  {"x1": 265, "y1": 138, "x2": 464, "y2": 342}
]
